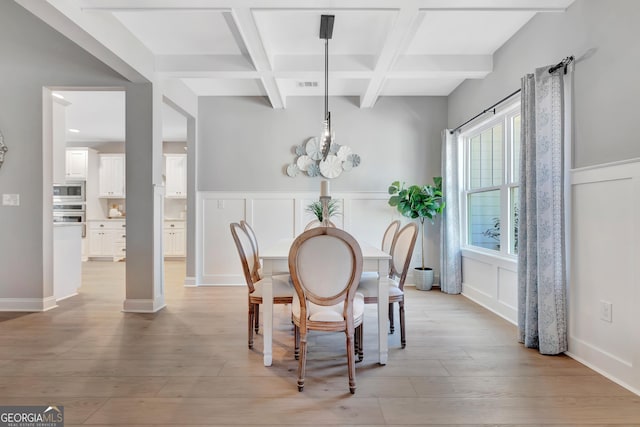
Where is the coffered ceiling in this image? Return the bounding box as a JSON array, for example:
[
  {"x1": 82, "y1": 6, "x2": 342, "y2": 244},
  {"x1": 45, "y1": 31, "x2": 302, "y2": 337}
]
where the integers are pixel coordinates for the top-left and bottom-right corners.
[{"x1": 19, "y1": 0, "x2": 574, "y2": 141}]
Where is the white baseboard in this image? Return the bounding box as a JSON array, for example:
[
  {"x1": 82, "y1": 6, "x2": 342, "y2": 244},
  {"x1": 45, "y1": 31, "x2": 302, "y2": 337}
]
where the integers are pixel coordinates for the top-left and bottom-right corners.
[
  {"x1": 0, "y1": 296, "x2": 58, "y2": 312},
  {"x1": 122, "y1": 296, "x2": 166, "y2": 313},
  {"x1": 462, "y1": 284, "x2": 517, "y2": 325},
  {"x1": 566, "y1": 350, "x2": 640, "y2": 397},
  {"x1": 55, "y1": 292, "x2": 79, "y2": 302},
  {"x1": 183, "y1": 276, "x2": 197, "y2": 287}
]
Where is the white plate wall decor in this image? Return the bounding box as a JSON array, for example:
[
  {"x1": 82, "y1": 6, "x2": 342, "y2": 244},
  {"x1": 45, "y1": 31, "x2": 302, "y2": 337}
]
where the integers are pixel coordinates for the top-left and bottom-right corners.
[{"x1": 285, "y1": 137, "x2": 360, "y2": 179}]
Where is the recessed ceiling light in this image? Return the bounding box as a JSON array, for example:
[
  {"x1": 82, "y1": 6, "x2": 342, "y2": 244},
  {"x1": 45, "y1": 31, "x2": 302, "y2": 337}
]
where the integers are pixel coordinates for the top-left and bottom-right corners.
[
  {"x1": 52, "y1": 93, "x2": 65, "y2": 100},
  {"x1": 68, "y1": 128, "x2": 80, "y2": 133}
]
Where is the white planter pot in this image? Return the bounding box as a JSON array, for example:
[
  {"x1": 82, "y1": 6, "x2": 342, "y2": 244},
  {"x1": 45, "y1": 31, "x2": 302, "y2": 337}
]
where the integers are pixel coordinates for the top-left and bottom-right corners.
[{"x1": 414, "y1": 267, "x2": 434, "y2": 291}]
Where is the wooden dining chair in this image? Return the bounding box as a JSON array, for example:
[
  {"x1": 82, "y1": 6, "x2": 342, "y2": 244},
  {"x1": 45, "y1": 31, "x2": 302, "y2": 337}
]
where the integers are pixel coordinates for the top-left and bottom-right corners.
[
  {"x1": 230, "y1": 222, "x2": 293, "y2": 349},
  {"x1": 357, "y1": 222, "x2": 418, "y2": 349},
  {"x1": 304, "y1": 219, "x2": 336, "y2": 230},
  {"x1": 288, "y1": 227, "x2": 364, "y2": 394},
  {"x1": 382, "y1": 220, "x2": 401, "y2": 254}
]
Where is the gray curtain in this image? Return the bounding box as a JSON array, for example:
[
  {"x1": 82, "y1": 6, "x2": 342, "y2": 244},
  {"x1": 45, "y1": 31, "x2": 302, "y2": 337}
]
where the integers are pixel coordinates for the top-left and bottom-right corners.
[
  {"x1": 440, "y1": 129, "x2": 462, "y2": 294},
  {"x1": 518, "y1": 64, "x2": 572, "y2": 354}
]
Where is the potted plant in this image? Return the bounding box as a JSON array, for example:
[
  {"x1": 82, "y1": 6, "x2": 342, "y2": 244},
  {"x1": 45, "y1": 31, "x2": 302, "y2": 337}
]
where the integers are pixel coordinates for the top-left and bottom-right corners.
[
  {"x1": 388, "y1": 177, "x2": 445, "y2": 290},
  {"x1": 306, "y1": 199, "x2": 341, "y2": 222}
]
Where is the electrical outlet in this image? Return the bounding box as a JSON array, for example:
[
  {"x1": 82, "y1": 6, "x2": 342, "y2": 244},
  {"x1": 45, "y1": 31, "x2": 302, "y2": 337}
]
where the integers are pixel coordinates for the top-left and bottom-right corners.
[
  {"x1": 217, "y1": 200, "x2": 224, "y2": 209},
  {"x1": 600, "y1": 300, "x2": 613, "y2": 323}
]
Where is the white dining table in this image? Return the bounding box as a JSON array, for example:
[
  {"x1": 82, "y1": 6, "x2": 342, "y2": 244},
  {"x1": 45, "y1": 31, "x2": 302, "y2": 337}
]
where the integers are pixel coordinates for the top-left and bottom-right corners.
[{"x1": 259, "y1": 238, "x2": 391, "y2": 367}]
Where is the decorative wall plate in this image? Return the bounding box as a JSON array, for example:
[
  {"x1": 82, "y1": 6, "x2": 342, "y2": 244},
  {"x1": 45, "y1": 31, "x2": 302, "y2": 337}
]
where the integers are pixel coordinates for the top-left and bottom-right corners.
[
  {"x1": 305, "y1": 137, "x2": 323, "y2": 161},
  {"x1": 336, "y1": 145, "x2": 352, "y2": 161},
  {"x1": 296, "y1": 155, "x2": 313, "y2": 171},
  {"x1": 286, "y1": 163, "x2": 300, "y2": 177},
  {"x1": 319, "y1": 154, "x2": 343, "y2": 179},
  {"x1": 285, "y1": 137, "x2": 361, "y2": 179}
]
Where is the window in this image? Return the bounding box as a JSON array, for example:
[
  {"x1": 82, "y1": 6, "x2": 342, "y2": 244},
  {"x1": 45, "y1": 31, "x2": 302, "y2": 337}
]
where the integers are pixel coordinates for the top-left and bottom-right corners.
[{"x1": 462, "y1": 103, "x2": 520, "y2": 255}]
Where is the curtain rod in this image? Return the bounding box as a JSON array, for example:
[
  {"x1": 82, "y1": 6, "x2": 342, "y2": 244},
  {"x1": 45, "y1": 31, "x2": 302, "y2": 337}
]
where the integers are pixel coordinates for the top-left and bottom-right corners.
[
  {"x1": 449, "y1": 88, "x2": 520, "y2": 135},
  {"x1": 449, "y1": 55, "x2": 574, "y2": 135}
]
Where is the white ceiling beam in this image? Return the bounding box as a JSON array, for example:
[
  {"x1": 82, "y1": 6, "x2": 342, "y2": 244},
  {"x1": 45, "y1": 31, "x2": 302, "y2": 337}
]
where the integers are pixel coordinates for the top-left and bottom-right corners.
[
  {"x1": 359, "y1": 7, "x2": 423, "y2": 108},
  {"x1": 231, "y1": 8, "x2": 285, "y2": 108},
  {"x1": 156, "y1": 55, "x2": 255, "y2": 73},
  {"x1": 16, "y1": 0, "x2": 155, "y2": 83},
  {"x1": 274, "y1": 55, "x2": 375, "y2": 73},
  {"x1": 80, "y1": 0, "x2": 573, "y2": 12},
  {"x1": 391, "y1": 55, "x2": 492, "y2": 78}
]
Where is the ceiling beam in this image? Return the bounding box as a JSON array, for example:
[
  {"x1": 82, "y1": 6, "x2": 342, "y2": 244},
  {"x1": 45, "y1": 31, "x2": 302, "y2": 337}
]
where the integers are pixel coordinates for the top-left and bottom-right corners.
[
  {"x1": 359, "y1": 7, "x2": 423, "y2": 108},
  {"x1": 231, "y1": 8, "x2": 285, "y2": 108},
  {"x1": 16, "y1": 0, "x2": 155, "y2": 83},
  {"x1": 80, "y1": 0, "x2": 574, "y2": 12}
]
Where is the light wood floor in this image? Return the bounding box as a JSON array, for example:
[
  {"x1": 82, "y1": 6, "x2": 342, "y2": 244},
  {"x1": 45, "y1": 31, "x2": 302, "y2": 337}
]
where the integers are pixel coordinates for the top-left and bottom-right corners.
[{"x1": 0, "y1": 261, "x2": 639, "y2": 426}]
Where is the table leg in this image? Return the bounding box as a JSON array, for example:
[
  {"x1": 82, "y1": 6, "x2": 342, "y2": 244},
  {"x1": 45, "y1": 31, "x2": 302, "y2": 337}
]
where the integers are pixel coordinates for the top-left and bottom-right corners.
[
  {"x1": 262, "y1": 261, "x2": 273, "y2": 367},
  {"x1": 378, "y1": 276, "x2": 389, "y2": 365}
]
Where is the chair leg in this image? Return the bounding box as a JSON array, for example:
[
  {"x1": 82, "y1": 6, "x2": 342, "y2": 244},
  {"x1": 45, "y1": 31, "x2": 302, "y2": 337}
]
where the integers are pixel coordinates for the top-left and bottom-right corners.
[
  {"x1": 248, "y1": 303, "x2": 254, "y2": 349},
  {"x1": 254, "y1": 304, "x2": 260, "y2": 333},
  {"x1": 388, "y1": 302, "x2": 395, "y2": 334},
  {"x1": 357, "y1": 323, "x2": 364, "y2": 362},
  {"x1": 346, "y1": 330, "x2": 356, "y2": 394},
  {"x1": 294, "y1": 324, "x2": 300, "y2": 360},
  {"x1": 297, "y1": 333, "x2": 307, "y2": 392},
  {"x1": 399, "y1": 300, "x2": 406, "y2": 349}
]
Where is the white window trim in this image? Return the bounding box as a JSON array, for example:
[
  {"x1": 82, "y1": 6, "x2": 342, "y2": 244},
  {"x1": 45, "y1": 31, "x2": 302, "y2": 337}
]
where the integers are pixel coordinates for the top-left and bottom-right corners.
[{"x1": 460, "y1": 100, "x2": 521, "y2": 258}]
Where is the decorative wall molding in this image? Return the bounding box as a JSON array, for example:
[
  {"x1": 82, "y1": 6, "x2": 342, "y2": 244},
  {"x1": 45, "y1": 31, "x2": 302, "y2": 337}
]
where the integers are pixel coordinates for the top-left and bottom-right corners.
[
  {"x1": 195, "y1": 190, "x2": 418, "y2": 286},
  {"x1": 569, "y1": 159, "x2": 640, "y2": 395},
  {"x1": 461, "y1": 248, "x2": 518, "y2": 324}
]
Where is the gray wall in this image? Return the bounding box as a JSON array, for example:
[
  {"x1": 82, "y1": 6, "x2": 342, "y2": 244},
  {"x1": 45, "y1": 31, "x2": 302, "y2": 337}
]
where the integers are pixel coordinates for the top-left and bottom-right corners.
[
  {"x1": 198, "y1": 96, "x2": 447, "y2": 192},
  {"x1": 448, "y1": 0, "x2": 640, "y2": 168},
  {"x1": 0, "y1": 1, "x2": 126, "y2": 299},
  {"x1": 0, "y1": 1, "x2": 153, "y2": 301}
]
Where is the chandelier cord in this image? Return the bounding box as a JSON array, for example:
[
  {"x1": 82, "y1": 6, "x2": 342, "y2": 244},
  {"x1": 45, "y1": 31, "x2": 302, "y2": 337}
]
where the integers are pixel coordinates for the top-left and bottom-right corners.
[{"x1": 324, "y1": 38, "x2": 329, "y2": 121}]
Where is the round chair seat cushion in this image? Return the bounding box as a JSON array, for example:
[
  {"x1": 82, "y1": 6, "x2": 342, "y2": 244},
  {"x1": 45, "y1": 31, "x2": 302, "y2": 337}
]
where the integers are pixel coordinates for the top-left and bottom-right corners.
[
  {"x1": 252, "y1": 274, "x2": 293, "y2": 298},
  {"x1": 357, "y1": 274, "x2": 403, "y2": 299},
  {"x1": 292, "y1": 292, "x2": 365, "y2": 324}
]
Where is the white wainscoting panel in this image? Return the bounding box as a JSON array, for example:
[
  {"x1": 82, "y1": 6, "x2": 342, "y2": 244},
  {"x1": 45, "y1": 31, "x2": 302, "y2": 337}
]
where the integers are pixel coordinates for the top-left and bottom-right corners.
[
  {"x1": 461, "y1": 249, "x2": 518, "y2": 323},
  {"x1": 197, "y1": 191, "x2": 404, "y2": 285},
  {"x1": 199, "y1": 197, "x2": 246, "y2": 284},
  {"x1": 568, "y1": 159, "x2": 640, "y2": 394}
]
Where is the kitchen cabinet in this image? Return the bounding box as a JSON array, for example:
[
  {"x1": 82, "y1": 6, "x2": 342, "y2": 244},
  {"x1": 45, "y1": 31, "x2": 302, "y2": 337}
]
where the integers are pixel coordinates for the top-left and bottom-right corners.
[
  {"x1": 65, "y1": 148, "x2": 89, "y2": 181},
  {"x1": 164, "y1": 220, "x2": 185, "y2": 257},
  {"x1": 164, "y1": 154, "x2": 187, "y2": 198},
  {"x1": 88, "y1": 220, "x2": 126, "y2": 261},
  {"x1": 99, "y1": 154, "x2": 125, "y2": 198}
]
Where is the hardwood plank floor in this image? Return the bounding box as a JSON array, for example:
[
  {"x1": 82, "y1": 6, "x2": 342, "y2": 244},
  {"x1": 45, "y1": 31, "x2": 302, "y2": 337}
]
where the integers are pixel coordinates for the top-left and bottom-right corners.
[{"x1": 0, "y1": 260, "x2": 639, "y2": 426}]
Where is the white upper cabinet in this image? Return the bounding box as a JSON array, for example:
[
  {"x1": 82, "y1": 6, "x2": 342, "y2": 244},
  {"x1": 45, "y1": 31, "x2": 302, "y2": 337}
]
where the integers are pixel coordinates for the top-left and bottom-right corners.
[
  {"x1": 164, "y1": 154, "x2": 187, "y2": 198},
  {"x1": 99, "y1": 154, "x2": 125, "y2": 198},
  {"x1": 65, "y1": 148, "x2": 89, "y2": 181}
]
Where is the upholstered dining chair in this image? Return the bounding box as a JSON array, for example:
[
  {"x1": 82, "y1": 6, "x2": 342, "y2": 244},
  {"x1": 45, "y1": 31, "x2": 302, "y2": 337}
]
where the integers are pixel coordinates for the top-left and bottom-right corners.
[
  {"x1": 288, "y1": 227, "x2": 364, "y2": 394},
  {"x1": 230, "y1": 222, "x2": 293, "y2": 349},
  {"x1": 304, "y1": 219, "x2": 336, "y2": 230},
  {"x1": 381, "y1": 220, "x2": 401, "y2": 254},
  {"x1": 357, "y1": 222, "x2": 418, "y2": 349}
]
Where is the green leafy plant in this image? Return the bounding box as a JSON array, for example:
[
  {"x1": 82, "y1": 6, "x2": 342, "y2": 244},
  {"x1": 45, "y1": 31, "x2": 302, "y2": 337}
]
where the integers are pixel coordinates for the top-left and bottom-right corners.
[
  {"x1": 388, "y1": 177, "x2": 445, "y2": 269},
  {"x1": 482, "y1": 206, "x2": 519, "y2": 252},
  {"x1": 306, "y1": 199, "x2": 341, "y2": 222}
]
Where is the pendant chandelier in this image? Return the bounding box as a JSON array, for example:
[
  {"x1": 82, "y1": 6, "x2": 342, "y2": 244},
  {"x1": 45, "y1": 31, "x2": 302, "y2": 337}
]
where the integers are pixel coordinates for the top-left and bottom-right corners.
[{"x1": 319, "y1": 14, "x2": 334, "y2": 161}]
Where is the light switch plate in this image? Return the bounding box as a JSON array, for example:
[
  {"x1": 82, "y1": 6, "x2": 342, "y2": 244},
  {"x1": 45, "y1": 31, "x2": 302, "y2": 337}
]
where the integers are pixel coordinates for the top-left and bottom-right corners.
[{"x1": 2, "y1": 194, "x2": 19, "y2": 206}]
